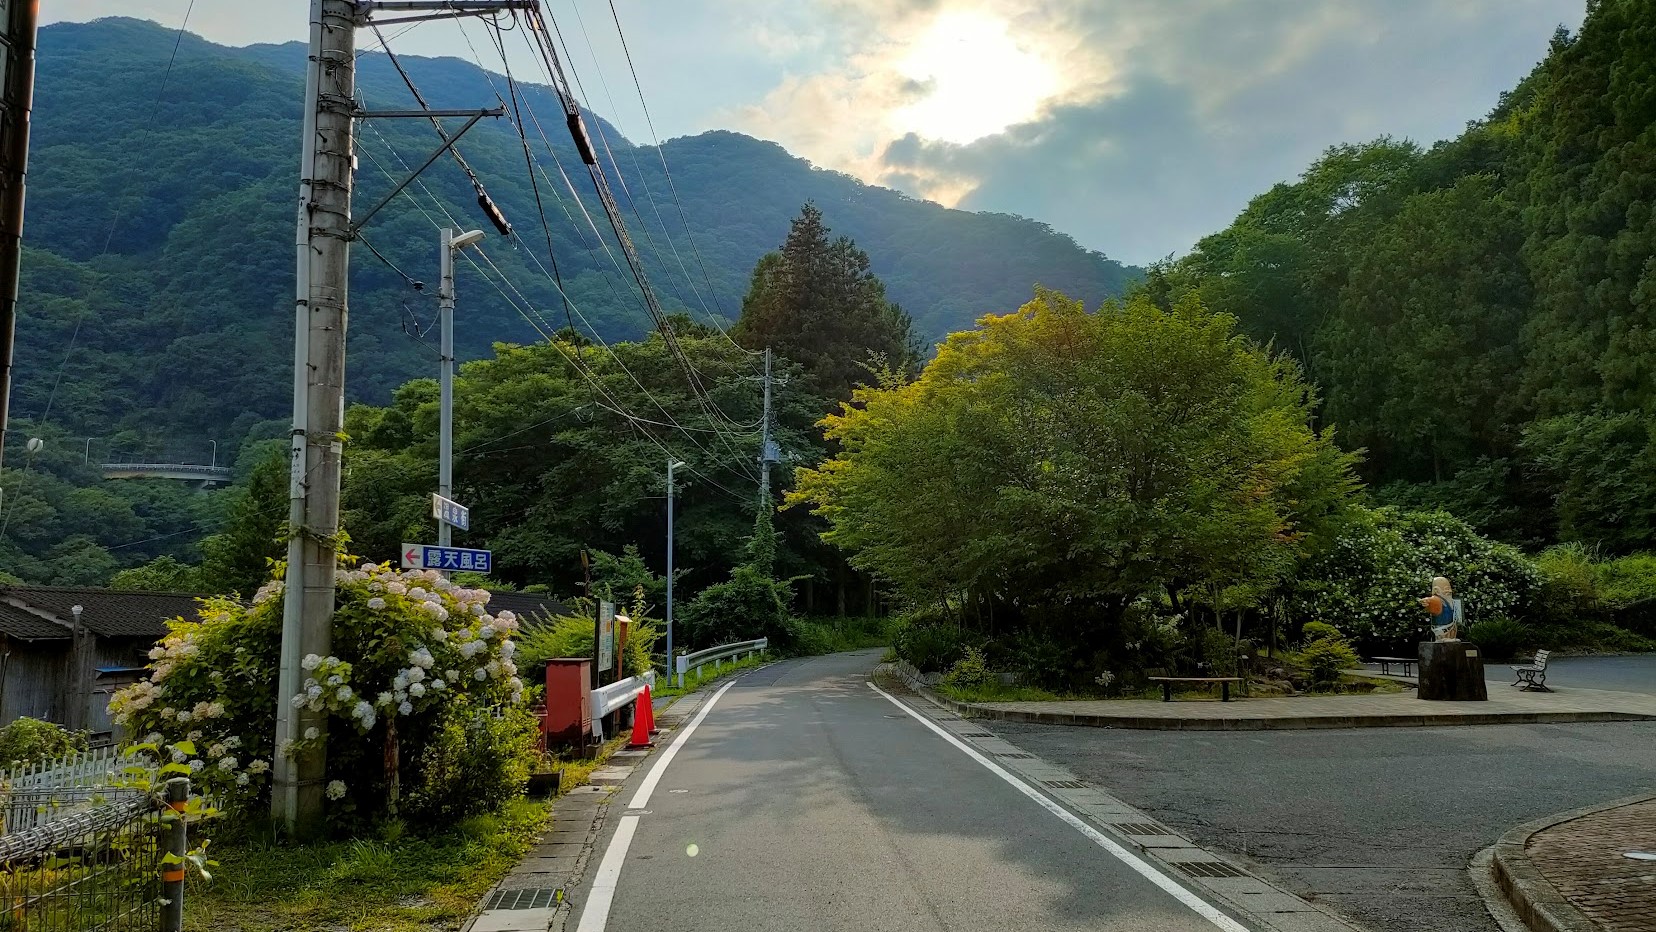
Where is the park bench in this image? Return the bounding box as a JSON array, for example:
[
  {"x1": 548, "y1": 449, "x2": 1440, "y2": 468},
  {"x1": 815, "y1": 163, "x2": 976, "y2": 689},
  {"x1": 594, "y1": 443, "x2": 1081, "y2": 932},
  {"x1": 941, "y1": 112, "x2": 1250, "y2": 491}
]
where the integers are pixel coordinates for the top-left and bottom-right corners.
[
  {"x1": 1147, "y1": 676, "x2": 1242, "y2": 702},
  {"x1": 1512, "y1": 650, "x2": 1551, "y2": 692},
  {"x1": 1371, "y1": 656, "x2": 1416, "y2": 677}
]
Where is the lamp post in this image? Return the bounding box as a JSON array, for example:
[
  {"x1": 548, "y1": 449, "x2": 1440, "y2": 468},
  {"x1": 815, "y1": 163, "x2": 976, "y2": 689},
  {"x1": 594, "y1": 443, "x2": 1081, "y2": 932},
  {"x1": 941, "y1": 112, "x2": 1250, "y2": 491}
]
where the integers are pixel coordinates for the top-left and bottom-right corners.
[
  {"x1": 666, "y1": 458, "x2": 685, "y2": 677},
  {"x1": 437, "y1": 228, "x2": 485, "y2": 550}
]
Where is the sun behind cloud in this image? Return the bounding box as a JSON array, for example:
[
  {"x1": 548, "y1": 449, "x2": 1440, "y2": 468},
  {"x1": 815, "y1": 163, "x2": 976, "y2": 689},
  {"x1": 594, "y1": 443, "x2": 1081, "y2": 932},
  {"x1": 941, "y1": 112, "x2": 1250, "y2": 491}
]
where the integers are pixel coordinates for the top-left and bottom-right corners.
[{"x1": 889, "y1": 10, "x2": 1060, "y2": 145}]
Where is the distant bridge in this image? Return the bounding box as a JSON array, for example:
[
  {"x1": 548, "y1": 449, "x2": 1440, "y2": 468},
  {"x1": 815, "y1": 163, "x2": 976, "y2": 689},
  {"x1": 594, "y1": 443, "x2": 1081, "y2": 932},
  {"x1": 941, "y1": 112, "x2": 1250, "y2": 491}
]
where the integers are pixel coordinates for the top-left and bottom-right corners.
[{"x1": 100, "y1": 463, "x2": 233, "y2": 485}]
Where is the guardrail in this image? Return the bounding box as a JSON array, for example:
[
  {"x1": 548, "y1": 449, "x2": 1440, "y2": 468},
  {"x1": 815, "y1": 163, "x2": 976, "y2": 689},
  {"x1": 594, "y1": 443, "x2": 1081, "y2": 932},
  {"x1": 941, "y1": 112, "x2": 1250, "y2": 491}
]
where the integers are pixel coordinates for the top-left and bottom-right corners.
[
  {"x1": 674, "y1": 637, "x2": 768, "y2": 688},
  {"x1": 590, "y1": 670, "x2": 655, "y2": 740}
]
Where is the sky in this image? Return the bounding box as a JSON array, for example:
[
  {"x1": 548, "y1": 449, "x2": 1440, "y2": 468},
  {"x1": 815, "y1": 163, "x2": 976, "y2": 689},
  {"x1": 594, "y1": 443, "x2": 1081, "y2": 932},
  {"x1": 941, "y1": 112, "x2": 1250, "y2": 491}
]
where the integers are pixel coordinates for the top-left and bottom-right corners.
[{"x1": 45, "y1": 1, "x2": 1587, "y2": 265}]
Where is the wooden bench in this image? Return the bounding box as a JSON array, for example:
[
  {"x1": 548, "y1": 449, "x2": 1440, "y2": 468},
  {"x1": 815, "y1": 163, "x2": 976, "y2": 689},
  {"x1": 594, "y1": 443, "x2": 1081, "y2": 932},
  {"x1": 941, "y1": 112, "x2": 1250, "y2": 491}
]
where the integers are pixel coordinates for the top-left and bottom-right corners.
[
  {"x1": 1147, "y1": 676, "x2": 1242, "y2": 702},
  {"x1": 1371, "y1": 656, "x2": 1416, "y2": 677},
  {"x1": 1512, "y1": 650, "x2": 1551, "y2": 692}
]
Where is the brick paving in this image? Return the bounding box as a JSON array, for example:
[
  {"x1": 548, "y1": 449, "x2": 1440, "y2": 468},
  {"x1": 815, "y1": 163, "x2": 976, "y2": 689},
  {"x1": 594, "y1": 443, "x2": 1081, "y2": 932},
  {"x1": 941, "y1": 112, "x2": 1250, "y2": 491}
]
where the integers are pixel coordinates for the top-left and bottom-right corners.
[{"x1": 1527, "y1": 799, "x2": 1656, "y2": 931}]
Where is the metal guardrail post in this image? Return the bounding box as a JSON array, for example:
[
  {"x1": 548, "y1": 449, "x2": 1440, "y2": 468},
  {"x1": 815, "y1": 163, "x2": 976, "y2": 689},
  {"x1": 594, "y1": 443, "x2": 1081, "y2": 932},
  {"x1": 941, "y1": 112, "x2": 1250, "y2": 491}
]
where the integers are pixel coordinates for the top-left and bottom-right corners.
[
  {"x1": 676, "y1": 653, "x2": 687, "y2": 689},
  {"x1": 161, "y1": 777, "x2": 189, "y2": 932}
]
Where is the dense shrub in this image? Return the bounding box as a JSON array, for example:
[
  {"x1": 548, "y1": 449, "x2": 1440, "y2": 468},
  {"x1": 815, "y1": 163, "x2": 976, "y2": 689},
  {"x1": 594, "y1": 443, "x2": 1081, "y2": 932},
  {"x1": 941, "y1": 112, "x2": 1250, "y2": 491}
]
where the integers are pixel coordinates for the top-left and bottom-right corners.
[
  {"x1": 892, "y1": 617, "x2": 972, "y2": 672},
  {"x1": 1464, "y1": 618, "x2": 1535, "y2": 661},
  {"x1": 1299, "y1": 637, "x2": 1361, "y2": 690},
  {"x1": 1301, "y1": 621, "x2": 1343, "y2": 643},
  {"x1": 0, "y1": 717, "x2": 85, "y2": 767},
  {"x1": 1287, "y1": 507, "x2": 1541, "y2": 649},
  {"x1": 514, "y1": 610, "x2": 659, "y2": 679},
  {"x1": 677, "y1": 566, "x2": 795, "y2": 651},
  {"x1": 942, "y1": 647, "x2": 993, "y2": 690},
  {"x1": 108, "y1": 563, "x2": 536, "y2": 829}
]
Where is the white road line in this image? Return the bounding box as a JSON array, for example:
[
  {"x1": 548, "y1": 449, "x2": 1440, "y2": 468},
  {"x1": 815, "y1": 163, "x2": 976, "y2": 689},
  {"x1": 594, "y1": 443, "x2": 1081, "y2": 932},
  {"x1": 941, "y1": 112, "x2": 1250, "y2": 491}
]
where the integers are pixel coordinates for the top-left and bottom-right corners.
[
  {"x1": 574, "y1": 679, "x2": 738, "y2": 932},
  {"x1": 867, "y1": 681, "x2": 1251, "y2": 932}
]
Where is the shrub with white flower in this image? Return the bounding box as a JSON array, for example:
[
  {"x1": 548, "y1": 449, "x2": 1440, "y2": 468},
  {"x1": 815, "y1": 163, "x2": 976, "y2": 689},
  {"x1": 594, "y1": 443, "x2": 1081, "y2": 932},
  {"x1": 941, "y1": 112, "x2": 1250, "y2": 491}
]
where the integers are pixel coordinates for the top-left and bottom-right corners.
[{"x1": 109, "y1": 560, "x2": 538, "y2": 828}]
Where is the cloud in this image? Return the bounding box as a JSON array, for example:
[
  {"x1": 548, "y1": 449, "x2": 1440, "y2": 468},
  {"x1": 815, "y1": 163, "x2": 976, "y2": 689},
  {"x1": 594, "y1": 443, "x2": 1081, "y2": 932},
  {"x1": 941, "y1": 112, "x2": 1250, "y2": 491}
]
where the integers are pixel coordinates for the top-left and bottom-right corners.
[{"x1": 725, "y1": 0, "x2": 1587, "y2": 263}]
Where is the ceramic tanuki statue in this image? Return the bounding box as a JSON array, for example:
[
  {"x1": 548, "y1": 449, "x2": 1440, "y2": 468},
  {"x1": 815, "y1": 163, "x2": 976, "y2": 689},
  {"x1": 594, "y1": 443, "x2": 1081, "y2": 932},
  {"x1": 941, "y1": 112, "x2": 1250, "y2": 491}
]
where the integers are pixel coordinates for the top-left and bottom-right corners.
[{"x1": 1418, "y1": 576, "x2": 1461, "y2": 641}]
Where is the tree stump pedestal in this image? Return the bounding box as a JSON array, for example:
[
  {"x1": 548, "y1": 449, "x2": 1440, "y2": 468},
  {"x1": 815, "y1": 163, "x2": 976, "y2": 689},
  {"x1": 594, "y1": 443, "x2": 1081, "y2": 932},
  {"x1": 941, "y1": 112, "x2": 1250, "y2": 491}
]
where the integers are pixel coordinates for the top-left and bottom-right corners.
[{"x1": 1416, "y1": 641, "x2": 1487, "y2": 701}]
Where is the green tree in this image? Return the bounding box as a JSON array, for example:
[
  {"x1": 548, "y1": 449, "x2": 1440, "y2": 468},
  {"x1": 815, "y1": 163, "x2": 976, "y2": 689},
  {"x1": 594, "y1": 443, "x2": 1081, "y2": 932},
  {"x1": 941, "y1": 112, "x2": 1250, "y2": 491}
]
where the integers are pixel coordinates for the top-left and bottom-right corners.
[
  {"x1": 109, "y1": 555, "x2": 204, "y2": 591},
  {"x1": 789, "y1": 289, "x2": 1359, "y2": 667},
  {"x1": 198, "y1": 450, "x2": 287, "y2": 596},
  {"x1": 733, "y1": 204, "x2": 921, "y2": 401}
]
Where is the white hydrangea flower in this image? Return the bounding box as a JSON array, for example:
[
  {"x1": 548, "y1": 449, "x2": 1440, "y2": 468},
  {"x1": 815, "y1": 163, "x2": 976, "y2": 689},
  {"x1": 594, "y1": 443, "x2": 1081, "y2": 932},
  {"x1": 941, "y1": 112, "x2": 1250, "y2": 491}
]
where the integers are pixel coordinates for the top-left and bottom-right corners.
[
  {"x1": 189, "y1": 759, "x2": 206, "y2": 773},
  {"x1": 431, "y1": 628, "x2": 448, "y2": 642},
  {"x1": 218, "y1": 756, "x2": 238, "y2": 771},
  {"x1": 336, "y1": 685, "x2": 353, "y2": 702},
  {"x1": 326, "y1": 675, "x2": 343, "y2": 687},
  {"x1": 409, "y1": 682, "x2": 426, "y2": 698},
  {"x1": 407, "y1": 667, "x2": 425, "y2": 683},
  {"x1": 325, "y1": 780, "x2": 347, "y2": 801},
  {"x1": 306, "y1": 685, "x2": 323, "y2": 700},
  {"x1": 398, "y1": 700, "x2": 413, "y2": 715},
  {"x1": 236, "y1": 772, "x2": 251, "y2": 786},
  {"x1": 430, "y1": 679, "x2": 446, "y2": 691},
  {"x1": 148, "y1": 646, "x2": 165, "y2": 660},
  {"x1": 447, "y1": 669, "x2": 461, "y2": 682},
  {"x1": 479, "y1": 624, "x2": 496, "y2": 640},
  {"x1": 247, "y1": 759, "x2": 271, "y2": 775},
  {"x1": 301, "y1": 654, "x2": 322, "y2": 672},
  {"x1": 408, "y1": 587, "x2": 427, "y2": 599},
  {"x1": 367, "y1": 597, "x2": 386, "y2": 610},
  {"x1": 474, "y1": 668, "x2": 488, "y2": 681},
  {"x1": 176, "y1": 710, "x2": 193, "y2": 723},
  {"x1": 377, "y1": 691, "x2": 394, "y2": 707},
  {"x1": 303, "y1": 726, "x2": 319, "y2": 741}
]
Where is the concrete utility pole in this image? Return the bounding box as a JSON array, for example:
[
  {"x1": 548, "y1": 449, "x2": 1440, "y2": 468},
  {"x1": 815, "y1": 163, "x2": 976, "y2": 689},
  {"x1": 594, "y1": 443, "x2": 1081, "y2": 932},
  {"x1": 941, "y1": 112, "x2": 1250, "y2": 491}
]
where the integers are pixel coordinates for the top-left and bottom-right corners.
[
  {"x1": 273, "y1": 0, "x2": 528, "y2": 836},
  {"x1": 0, "y1": 0, "x2": 39, "y2": 509},
  {"x1": 665, "y1": 458, "x2": 685, "y2": 674},
  {"x1": 759, "y1": 347, "x2": 773, "y2": 500},
  {"x1": 437, "y1": 227, "x2": 483, "y2": 550},
  {"x1": 274, "y1": 0, "x2": 359, "y2": 837}
]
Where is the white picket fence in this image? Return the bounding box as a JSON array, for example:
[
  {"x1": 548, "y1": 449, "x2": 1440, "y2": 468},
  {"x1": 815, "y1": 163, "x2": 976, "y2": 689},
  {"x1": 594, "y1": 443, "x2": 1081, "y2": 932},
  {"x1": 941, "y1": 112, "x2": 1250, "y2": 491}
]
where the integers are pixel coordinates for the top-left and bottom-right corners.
[{"x1": 0, "y1": 744, "x2": 148, "y2": 834}]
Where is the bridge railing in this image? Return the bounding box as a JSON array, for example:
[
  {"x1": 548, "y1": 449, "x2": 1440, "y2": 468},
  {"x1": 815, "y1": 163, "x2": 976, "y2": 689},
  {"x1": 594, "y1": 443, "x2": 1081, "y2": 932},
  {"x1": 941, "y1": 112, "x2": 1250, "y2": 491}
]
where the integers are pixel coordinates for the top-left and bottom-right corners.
[{"x1": 674, "y1": 637, "x2": 768, "y2": 689}]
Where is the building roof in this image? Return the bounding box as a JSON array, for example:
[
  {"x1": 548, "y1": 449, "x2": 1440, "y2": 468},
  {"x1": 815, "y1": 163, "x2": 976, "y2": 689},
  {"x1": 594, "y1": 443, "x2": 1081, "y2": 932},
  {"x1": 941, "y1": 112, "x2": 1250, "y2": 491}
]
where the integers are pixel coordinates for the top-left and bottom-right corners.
[
  {"x1": 486, "y1": 591, "x2": 571, "y2": 625},
  {"x1": 0, "y1": 586, "x2": 212, "y2": 640},
  {"x1": 0, "y1": 601, "x2": 72, "y2": 642}
]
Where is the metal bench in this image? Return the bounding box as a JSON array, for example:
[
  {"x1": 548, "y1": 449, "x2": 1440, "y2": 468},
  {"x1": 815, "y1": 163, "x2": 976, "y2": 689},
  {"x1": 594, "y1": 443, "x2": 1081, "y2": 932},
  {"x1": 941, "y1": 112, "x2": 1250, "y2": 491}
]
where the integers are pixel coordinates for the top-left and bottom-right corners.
[
  {"x1": 1147, "y1": 676, "x2": 1242, "y2": 702},
  {"x1": 1511, "y1": 650, "x2": 1551, "y2": 691},
  {"x1": 1370, "y1": 656, "x2": 1416, "y2": 677}
]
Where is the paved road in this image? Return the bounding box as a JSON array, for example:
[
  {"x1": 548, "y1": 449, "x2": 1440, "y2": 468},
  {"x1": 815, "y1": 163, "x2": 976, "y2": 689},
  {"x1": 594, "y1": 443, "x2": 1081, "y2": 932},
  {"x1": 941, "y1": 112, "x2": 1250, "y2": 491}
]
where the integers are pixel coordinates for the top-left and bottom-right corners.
[
  {"x1": 572, "y1": 651, "x2": 1244, "y2": 932},
  {"x1": 994, "y1": 718, "x2": 1656, "y2": 932},
  {"x1": 1485, "y1": 653, "x2": 1656, "y2": 694}
]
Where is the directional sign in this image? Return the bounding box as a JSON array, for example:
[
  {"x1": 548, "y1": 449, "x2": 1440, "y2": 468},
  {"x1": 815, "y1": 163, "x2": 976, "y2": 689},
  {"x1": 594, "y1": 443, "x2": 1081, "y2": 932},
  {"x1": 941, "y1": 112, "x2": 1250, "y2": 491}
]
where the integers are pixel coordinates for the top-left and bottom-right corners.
[
  {"x1": 401, "y1": 543, "x2": 491, "y2": 573},
  {"x1": 431, "y1": 493, "x2": 470, "y2": 531}
]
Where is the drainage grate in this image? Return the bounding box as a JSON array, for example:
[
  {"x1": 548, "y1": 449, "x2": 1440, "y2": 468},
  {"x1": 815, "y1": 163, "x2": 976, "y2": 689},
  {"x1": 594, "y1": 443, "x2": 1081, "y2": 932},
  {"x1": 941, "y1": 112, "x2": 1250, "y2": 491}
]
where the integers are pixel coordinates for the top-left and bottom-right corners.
[
  {"x1": 1043, "y1": 780, "x2": 1087, "y2": 789},
  {"x1": 486, "y1": 888, "x2": 559, "y2": 910},
  {"x1": 957, "y1": 732, "x2": 994, "y2": 738},
  {"x1": 991, "y1": 752, "x2": 1034, "y2": 759},
  {"x1": 1178, "y1": 861, "x2": 1247, "y2": 879},
  {"x1": 1112, "y1": 822, "x2": 1169, "y2": 836}
]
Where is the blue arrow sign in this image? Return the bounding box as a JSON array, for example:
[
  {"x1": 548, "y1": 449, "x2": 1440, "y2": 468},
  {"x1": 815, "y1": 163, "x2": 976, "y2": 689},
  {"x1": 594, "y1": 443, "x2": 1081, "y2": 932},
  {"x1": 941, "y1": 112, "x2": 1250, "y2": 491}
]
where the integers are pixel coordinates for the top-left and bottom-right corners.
[{"x1": 401, "y1": 542, "x2": 491, "y2": 573}]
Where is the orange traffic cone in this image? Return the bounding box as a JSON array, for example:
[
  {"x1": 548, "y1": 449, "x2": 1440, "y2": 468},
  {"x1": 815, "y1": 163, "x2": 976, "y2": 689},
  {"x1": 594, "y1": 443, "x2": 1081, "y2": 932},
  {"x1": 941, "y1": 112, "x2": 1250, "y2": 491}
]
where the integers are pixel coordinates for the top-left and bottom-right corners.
[
  {"x1": 641, "y1": 685, "x2": 660, "y2": 735},
  {"x1": 627, "y1": 692, "x2": 654, "y2": 749}
]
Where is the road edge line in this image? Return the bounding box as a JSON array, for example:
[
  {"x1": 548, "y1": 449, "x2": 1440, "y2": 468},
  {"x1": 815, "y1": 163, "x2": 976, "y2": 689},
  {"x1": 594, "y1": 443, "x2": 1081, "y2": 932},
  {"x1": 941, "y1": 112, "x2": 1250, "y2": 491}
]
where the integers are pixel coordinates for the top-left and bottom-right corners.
[
  {"x1": 867, "y1": 680, "x2": 1251, "y2": 932},
  {"x1": 572, "y1": 678, "x2": 739, "y2": 932}
]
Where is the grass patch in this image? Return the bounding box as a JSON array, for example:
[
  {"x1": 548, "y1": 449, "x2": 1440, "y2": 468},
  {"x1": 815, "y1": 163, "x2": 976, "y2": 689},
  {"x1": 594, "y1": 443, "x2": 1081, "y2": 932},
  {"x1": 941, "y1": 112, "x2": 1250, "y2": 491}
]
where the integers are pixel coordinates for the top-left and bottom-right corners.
[
  {"x1": 935, "y1": 681, "x2": 1070, "y2": 703},
  {"x1": 186, "y1": 798, "x2": 549, "y2": 932},
  {"x1": 551, "y1": 733, "x2": 629, "y2": 788}
]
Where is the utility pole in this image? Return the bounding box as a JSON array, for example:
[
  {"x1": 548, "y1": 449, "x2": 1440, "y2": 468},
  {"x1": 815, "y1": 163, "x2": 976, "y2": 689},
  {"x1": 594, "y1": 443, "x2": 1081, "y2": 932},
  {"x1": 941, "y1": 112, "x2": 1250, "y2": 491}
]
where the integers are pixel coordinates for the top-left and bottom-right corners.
[
  {"x1": 273, "y1": 0, "x2": 528, "y2": 836},
  {"x1": 274, "y1": 0, "x2": 359, "y2": 837},
  {"x1": 0, "y1": 0, "x2": 39, "y2": 510},
  {"x1": 437, "y1": 227, "x2": 483, "y2": 551},
  {"x1": 665, "y1": 458, "x2": 685, "y2": 676}
]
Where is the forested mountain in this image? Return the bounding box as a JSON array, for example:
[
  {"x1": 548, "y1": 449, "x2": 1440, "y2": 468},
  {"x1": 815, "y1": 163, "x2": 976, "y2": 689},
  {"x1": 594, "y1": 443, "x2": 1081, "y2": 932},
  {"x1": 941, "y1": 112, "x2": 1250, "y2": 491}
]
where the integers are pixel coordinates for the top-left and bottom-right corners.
[
  {"x1": 9, "y1": 17, "x2": 1137, "y2": 451},
  {"x1": 1152, "y1": 0, "x2": 1656, "y2": 552}
]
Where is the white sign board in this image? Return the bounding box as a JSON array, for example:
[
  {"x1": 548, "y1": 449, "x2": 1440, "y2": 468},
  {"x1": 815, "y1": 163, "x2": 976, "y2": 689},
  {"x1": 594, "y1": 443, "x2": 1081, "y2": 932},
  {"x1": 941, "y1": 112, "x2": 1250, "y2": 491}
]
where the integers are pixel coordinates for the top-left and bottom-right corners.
[
  {"x1": 598, "y1": 600, "x2": 615, "y2": 671},
  {"x1": 431, "y1": 493, "x2": 470, "y2": 531}
]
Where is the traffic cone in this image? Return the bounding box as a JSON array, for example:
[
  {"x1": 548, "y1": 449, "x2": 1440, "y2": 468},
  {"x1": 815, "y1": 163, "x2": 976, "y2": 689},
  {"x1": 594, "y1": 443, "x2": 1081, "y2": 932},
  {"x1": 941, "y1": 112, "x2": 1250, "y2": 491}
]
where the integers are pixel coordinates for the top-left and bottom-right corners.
[
  {"x1": 627, "y1": 692, "x2": 654, "y2": 749},
  {"x1": 641, "y1": 685, "x2": 660, "y2": 735}
]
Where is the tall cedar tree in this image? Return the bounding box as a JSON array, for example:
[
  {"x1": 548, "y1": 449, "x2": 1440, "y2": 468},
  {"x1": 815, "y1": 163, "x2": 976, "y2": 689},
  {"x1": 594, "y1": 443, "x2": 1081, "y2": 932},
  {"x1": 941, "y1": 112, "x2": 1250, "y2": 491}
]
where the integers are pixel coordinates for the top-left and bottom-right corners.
[{"x1": 733, "y1": 204, "x2": 920, "y2": 401}]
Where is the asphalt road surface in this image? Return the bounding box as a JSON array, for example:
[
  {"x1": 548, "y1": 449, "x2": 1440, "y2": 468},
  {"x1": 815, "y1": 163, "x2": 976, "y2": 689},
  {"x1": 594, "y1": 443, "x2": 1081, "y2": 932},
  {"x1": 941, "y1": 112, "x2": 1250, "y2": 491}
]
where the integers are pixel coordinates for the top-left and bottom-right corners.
[
  {"x1": 1484, "y1": 652, "x2": 1656, "y2": 694},
  {"x1": 571, "y1": 650, "x2": 1248, "y2": 932},
  {"x1": 994, "y1": 718, "x2": 1656, "y2": 932}
]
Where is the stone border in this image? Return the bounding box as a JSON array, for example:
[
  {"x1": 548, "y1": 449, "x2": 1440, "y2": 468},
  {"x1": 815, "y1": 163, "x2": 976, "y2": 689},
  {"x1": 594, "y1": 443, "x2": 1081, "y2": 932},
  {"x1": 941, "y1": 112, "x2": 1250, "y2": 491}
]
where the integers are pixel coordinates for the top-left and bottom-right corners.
[
  {"x1": 1487, "y1": 793, "x2": 1656, "y2": 932},
  {"x1": 886, "y1": 662, "x2": 1655, "y2": 731}
]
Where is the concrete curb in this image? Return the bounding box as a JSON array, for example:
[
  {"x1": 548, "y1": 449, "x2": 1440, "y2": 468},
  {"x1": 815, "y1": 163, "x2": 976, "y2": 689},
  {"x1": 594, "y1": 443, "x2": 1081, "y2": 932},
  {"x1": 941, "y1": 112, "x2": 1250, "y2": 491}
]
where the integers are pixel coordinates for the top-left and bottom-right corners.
[
  {"x1": 1487, "y1": 793, "x2": 1656, "y2": 932},
  {"x1": 886, "y1": 662, "x2": 1656, "y2": 731}
]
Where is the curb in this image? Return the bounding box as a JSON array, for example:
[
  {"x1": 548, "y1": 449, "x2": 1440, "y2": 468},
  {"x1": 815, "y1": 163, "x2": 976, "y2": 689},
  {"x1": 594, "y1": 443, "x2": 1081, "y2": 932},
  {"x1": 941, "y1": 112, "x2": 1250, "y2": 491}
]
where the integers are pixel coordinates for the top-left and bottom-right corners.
[
  {"x1": 1487, "y1": 793, "x2": 1656, "y2": 932},
  {"x1": 887, "y1": 663, "x2": 1656, "y2": 731}
]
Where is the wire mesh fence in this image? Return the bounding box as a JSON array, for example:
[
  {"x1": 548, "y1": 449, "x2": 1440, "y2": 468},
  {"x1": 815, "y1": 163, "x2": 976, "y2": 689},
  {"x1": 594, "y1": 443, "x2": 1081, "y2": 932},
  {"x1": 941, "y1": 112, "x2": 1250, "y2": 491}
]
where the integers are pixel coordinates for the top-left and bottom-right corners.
[{"x1": 0, "y1": 791, "x2": 168, "y2": 932}]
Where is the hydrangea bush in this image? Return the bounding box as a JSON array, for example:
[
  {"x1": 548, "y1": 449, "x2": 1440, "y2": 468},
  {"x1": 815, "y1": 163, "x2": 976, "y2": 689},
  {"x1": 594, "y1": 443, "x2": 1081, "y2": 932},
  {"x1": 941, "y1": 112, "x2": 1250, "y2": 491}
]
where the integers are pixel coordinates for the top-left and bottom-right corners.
[
  {"x1": 1286, "y1": 507, "x2": 1541, "y2": 648},
  {"x1": 108, "y1": 562, "x2": 538, "y2": 826}
]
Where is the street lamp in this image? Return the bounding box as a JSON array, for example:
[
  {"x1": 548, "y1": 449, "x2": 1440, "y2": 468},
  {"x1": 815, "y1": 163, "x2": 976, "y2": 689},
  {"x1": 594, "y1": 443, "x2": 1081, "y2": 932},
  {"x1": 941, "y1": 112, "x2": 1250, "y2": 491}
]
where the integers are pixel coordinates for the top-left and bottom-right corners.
[
  {"x1": 438, "y1": 228, "x2": 486, "y2": 550},
  {"x1": 666, "y1": 459, "x2": 686, "y2": 677}
]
